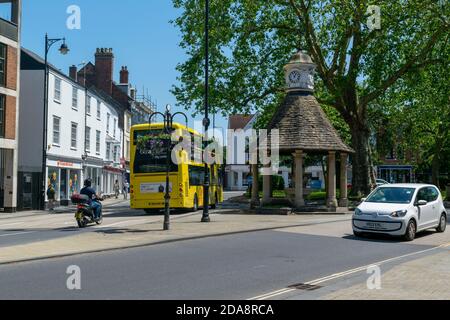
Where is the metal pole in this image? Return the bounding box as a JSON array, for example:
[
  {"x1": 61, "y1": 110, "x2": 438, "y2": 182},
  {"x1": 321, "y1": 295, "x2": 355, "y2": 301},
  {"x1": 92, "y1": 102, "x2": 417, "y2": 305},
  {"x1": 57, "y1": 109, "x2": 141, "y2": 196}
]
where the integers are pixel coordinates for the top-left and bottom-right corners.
[
  {"x1": 164, "y1": 110, "x2": 171, "y2": 230},
  {"x1": 201, "y1": 0, "x2": 210, "y2": 222},
  {"x1": 40, "y1": 34, "x2": 49, "y2": 211}
]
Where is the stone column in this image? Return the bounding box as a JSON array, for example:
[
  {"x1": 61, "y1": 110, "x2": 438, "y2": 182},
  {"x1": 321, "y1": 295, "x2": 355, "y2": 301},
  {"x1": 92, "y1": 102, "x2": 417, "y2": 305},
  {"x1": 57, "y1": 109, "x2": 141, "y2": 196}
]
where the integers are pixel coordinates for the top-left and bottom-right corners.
[
  {"x1": 339, "y1": 153, "x2": 348, "y2": 207},
  {"x1": 293, "y1": 150, "x2": 305, "y2": 208},
  {"x1": 262, "y1": 166, "x2": 272, "y2": 205},
  {"x1": 237, "y1": 172, "x2": 243, "y2": 190},
  {"x1": 327, "y1": 151, "x2": 338, "y2": 208},
  {"x1": 250, "y1": 164, "x2": 260, "y2": 208}
]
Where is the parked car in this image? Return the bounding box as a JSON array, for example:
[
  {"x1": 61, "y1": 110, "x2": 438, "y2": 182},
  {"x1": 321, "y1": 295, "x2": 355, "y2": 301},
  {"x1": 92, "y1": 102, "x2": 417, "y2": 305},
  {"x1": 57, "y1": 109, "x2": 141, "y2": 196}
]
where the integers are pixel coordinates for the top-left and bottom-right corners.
[
  {"x1": 376, "y1": 179, "x2": 390, "y2": 186},
  {"x1": 352, "y1": 184, "x2": 447, "y2": 241}
]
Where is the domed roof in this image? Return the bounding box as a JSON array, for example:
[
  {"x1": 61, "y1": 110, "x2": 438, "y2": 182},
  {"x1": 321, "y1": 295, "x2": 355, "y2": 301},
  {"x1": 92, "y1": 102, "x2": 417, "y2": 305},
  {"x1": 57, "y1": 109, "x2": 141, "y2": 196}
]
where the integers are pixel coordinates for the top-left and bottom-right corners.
[{"x1": 287, "y1": 50, "x2": 315, "y2": 65}]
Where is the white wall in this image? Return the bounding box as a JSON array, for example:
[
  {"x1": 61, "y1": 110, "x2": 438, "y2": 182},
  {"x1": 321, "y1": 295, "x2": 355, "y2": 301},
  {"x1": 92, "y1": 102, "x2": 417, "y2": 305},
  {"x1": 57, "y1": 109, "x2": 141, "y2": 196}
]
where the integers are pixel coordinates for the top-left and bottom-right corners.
[
  {"x1": 18, "y1": 70, "x2": 44, "y2": 172},
  {"x1": 46, "y1": 72, "x2": 86, "y2": 160}
]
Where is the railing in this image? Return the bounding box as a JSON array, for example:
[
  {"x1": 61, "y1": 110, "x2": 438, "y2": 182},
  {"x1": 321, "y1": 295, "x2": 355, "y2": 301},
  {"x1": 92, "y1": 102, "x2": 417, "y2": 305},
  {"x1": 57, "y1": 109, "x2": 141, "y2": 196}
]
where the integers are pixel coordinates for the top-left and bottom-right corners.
[{"x1": 0, "y1": 17, "x2": 18, "y2": 42}]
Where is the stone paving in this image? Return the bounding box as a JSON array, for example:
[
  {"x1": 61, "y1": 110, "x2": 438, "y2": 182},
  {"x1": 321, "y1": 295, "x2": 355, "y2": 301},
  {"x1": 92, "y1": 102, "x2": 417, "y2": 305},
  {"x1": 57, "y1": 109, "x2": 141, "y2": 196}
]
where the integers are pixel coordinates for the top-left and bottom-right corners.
[{"x1": 323, "y1": 249, "x2": 450, "y2": 300}]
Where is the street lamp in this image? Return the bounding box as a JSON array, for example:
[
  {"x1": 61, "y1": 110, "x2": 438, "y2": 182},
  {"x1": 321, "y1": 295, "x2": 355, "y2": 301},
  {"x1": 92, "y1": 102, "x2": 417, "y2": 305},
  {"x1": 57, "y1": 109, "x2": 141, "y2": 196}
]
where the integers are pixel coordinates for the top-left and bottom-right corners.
[
  {"x1": 201, "y1": 0, "x2": 211, "y2": 223},
  {"x1": 149, "y1": 104, "x2": 187, "y2": 231},
  {"x1": 40, "y1": 34, "x2": 69, "y2": 210}
]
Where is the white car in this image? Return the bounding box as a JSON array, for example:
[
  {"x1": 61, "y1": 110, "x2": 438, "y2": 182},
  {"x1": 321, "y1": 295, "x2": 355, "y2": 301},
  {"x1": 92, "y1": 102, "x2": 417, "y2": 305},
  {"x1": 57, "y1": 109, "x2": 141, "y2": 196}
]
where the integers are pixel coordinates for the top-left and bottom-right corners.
[
  {"x1": 376, "y1": 179, "x2": 389, "y2": 186},
  {"x1": 353, "y1": 184, "x2": 447, "y2": 241}
]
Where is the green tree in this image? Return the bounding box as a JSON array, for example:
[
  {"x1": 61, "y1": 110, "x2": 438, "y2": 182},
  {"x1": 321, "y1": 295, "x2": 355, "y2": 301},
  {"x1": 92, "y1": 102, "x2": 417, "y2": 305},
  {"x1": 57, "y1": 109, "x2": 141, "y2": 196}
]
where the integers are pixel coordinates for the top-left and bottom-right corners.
[
  {"x1": 380, "y1": 40, "x2": 450, "y2": 187},
  {"x1": 172, "y1": 0, "x2": 449, "y2": 195}
]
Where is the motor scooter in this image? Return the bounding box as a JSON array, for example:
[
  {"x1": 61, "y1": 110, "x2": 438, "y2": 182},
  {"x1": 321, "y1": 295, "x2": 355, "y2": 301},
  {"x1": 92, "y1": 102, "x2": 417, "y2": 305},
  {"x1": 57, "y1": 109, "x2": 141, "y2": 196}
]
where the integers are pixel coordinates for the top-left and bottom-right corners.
[{"x1": 71, "y1": 194, "x2": 103, "y2": 228}]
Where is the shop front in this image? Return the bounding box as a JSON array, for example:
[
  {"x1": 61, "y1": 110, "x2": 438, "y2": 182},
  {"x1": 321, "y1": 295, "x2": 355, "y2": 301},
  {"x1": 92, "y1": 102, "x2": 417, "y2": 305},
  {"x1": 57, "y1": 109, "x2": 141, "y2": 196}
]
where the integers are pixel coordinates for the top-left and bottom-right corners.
[
  {"x1": 103, "y1": 165, "x2": 125, "y2": 196},
  {"x1": 47, "y1": 159, "x2": 83, "y2": 206}
]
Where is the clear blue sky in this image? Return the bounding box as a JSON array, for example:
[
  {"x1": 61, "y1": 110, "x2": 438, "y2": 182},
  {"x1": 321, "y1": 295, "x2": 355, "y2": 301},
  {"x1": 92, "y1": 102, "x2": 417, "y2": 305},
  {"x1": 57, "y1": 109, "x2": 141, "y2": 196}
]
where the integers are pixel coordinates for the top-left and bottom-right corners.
[{"x1": 21, "y1": 0, "x2": 228, "y2": 137}]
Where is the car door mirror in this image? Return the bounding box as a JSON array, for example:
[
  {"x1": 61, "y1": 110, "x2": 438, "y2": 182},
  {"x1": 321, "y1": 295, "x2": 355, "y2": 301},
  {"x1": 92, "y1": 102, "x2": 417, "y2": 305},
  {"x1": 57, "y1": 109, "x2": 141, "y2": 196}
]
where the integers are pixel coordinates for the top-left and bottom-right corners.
[
  {"x1": 360, "y1": 198, "x2": 367, "y2": 202},
  {"x1": 417, "y1": 200, "x2": 427, "y2": 206}
]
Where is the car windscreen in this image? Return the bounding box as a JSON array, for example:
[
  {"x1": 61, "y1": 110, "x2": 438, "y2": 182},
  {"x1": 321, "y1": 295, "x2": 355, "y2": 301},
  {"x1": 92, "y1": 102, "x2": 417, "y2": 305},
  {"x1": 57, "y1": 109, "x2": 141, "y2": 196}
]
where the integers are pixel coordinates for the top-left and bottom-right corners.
[
  {"x1": 133, "y1": 129, "x2": 178, "y2": 174},
  {"x1": 365, "y1": 187, "x2": 415, "y2": 204}
]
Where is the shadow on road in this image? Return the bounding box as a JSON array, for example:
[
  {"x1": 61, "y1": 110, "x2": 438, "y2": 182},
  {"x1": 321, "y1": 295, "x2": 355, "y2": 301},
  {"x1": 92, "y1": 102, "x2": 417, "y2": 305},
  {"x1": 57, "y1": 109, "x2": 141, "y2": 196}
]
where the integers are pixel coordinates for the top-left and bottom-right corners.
[{"x1": 343, "y1": 229, "x2": 441, "y2": 243}]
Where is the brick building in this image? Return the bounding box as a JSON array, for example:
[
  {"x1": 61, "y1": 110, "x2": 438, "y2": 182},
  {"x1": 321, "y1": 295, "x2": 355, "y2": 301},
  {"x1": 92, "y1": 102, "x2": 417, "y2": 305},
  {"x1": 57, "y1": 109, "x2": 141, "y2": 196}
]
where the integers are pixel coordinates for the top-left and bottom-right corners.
[
  {"x1": 76, "y1": 48, "x2": 135, "y2": 179},
  {"x1": 0, "y1": 0, "x2": 21, "y2": 212}
]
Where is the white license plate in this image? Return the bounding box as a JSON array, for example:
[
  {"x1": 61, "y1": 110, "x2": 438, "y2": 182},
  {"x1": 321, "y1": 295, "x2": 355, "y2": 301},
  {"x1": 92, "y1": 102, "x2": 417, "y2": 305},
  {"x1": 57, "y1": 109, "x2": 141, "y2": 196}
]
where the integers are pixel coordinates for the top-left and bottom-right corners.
[{"x1": 140, "y1": 183, "x2": 172, "y2": 194}]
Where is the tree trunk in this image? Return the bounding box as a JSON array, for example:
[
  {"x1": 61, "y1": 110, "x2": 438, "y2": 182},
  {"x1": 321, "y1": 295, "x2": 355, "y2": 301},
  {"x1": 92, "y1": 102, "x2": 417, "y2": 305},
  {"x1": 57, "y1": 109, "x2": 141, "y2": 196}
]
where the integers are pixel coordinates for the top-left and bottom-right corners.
[
  {"x1": 349, "y1": 121, "x2": 372, "y2": 197},
  {"x1": 431, "y1": 154, "x2": 440, "y2": 187}
]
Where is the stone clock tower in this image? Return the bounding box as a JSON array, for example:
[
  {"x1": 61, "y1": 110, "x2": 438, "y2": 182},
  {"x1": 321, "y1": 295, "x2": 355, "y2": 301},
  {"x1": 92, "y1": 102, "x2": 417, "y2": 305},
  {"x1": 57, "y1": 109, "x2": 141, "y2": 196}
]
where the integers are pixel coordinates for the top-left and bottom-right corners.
[{"x1": 284, "y1": 50, "x2": 316, "y2": 93}]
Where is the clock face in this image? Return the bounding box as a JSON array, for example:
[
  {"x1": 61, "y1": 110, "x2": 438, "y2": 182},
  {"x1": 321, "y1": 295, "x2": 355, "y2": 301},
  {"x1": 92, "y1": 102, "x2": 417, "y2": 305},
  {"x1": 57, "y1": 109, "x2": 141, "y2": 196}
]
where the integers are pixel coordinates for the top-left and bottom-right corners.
[{"x1": 288, "y1": 70, "x2": 302, "y2": 84}]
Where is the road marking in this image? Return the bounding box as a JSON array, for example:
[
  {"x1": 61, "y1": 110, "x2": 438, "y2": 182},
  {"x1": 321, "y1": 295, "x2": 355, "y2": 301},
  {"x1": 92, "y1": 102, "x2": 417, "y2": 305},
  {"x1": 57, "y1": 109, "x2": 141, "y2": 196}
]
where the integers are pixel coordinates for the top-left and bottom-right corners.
[
  {"x1": 0, "y1": 231, "x2": 35, "y2": 237},
  {"x1": 248, "y1": 243, "x2": 449, "y2": 300}
]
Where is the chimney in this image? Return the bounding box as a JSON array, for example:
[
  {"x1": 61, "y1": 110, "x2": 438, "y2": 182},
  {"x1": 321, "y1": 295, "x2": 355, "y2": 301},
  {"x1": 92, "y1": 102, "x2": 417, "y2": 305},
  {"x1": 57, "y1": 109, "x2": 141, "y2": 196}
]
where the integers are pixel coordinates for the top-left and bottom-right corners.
[
  {"x1": 120, "y1": 66, "x2": 129, "y2": 84},
  {"x1": 69, "y1": 65, "x2": 78, "y2": 81},
  {"x1": 130, "y1": 87, "x2": 136, "y2": 100},
  {"x1": 94, "y1": 48, "x2": 114, "y2": 95}
]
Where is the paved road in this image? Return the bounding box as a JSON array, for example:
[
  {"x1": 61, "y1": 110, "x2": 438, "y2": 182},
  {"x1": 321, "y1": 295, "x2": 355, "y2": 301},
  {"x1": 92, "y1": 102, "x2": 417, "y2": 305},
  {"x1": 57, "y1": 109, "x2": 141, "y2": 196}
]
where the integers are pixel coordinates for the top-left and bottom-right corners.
[
  {"x1": 0, "y1": 217, "x2": 448, "y2": 300},
  {"x1": 0, "y1": 200, "x2": 201, "y2": 248}
]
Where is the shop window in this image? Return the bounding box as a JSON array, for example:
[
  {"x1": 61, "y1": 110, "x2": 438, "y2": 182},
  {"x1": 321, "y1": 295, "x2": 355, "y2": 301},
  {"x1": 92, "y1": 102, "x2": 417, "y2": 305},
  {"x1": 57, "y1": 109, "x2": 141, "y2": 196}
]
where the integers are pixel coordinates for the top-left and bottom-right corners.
[
  {"x1": 47, "y1": 168, "x2": 60, "y2": 200},
  {"x1": 69, "y1": 170, "x2": 80, "y2": 196}
]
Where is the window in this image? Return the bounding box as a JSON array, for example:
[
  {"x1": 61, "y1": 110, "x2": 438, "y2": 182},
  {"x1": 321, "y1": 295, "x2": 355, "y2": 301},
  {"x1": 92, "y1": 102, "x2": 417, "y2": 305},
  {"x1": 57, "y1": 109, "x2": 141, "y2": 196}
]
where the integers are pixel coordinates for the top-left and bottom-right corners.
[
  {"x1": 113, "y1": 146, "x2": 118, "y2": 162},
  {"x1": 113, "y1": 118, "x2": 117, "y2": 137},
  {"x1": 106, "y1": 142, "x2": 111, "y2": 160},
  {"x1": 126, "y1": 140, "x2": 130, "y2": 159},
  {"x1": 72, "y1": 87, "x2": 78, "y2": 109},
  {"x1": 189, "y1": 166, "x2": 205, "y2": 186},
  {"x1": 96, "y1": 130, "x2": 101, "y2": 154},
  {"x1": 85, "y1": 126, "x2": 91, "y2": 152},
  {"x1": 54, "y1": 77, "x2": 62, "y2": 102},
  {"x1": 127, "y1": 116, "x2": 131, "y2": 132},
  {"x1": 86, "y1": 95, "x2": 91, "y2": 115},
  {"x1": 0, "y1": 43, "x2": 6, "y2": 87},
  {"x1": 52, "y1": 116, "x2": 60, "y2": 145},
  {"x1": 96, "y1": 100, "x2": 101, "y2": 119},
  {"x1": 71, "y1": 122, "x2": 78, "y2": 149},
  {"x1": 0, "y1": 95, "x2": 5, "y2": 137},
  {"x1": 106, "y1": 113, "x2": 110, "y2": 133}
]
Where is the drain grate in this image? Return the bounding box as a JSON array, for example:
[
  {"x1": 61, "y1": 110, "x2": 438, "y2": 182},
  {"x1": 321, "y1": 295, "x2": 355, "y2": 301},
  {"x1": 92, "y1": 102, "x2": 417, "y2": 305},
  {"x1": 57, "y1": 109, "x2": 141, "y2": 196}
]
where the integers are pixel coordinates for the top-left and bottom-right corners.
[{"x1": 287, "y1": 283, "x2": 322, "y2": 291}]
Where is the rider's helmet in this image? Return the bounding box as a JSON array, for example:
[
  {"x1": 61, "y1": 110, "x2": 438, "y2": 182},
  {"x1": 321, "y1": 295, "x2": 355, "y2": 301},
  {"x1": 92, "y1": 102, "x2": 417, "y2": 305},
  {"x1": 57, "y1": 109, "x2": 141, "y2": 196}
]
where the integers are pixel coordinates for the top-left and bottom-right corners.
[{"x1": 84, "y1": 179, "x2": 92, "y2": 187}]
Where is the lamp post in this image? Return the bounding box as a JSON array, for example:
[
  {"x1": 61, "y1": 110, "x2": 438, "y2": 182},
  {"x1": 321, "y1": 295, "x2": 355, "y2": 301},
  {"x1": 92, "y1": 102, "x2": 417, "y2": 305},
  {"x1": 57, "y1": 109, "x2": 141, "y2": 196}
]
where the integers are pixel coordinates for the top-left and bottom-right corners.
[
  {"x1": 201, "y1": 0, "x2": 211, "y2": 223},
  {"x1": 40, "y1": 34, "x2": 69, "y2": 210},
  {"x1": 149, "y1": 104, "x2": 187, "y2": 230}
]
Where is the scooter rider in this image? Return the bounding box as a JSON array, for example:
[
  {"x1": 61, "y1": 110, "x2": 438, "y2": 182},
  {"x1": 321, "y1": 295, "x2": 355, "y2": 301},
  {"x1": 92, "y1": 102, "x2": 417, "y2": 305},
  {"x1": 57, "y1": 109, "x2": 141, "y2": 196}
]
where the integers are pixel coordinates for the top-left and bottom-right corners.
[{"x1": 80, "y1": 179, "x2": 102, "y2": 221}]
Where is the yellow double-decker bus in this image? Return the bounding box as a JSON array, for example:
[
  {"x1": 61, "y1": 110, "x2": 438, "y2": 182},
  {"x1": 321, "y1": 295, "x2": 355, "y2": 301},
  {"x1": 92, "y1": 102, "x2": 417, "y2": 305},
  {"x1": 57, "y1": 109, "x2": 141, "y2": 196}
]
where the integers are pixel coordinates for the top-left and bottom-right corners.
[{"x1": 130, "y1": 122, "x2": 223, "y2": 213}]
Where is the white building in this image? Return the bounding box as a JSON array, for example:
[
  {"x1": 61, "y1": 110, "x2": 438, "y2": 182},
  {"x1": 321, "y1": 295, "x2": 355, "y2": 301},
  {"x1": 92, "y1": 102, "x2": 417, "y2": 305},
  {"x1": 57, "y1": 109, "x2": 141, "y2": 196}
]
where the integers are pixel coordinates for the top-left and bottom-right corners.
[
  {"x1": 18, "y1": 48, "x2": 124, "y2": 209},
  {"x1": 225, "y1": 114, "x2": 290, "y2": 191}
]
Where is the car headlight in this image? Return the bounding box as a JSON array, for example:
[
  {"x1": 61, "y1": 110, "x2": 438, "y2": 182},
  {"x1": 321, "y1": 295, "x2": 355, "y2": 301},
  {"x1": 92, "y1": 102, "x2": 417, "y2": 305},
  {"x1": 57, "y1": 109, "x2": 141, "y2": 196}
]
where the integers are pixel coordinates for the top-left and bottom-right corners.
[
  {"x1": 354, "y1": 208, "x2": 363, "y2": 215},
  {"x1": 390, "y1": 210, "x2": 408, "y2": 218}
]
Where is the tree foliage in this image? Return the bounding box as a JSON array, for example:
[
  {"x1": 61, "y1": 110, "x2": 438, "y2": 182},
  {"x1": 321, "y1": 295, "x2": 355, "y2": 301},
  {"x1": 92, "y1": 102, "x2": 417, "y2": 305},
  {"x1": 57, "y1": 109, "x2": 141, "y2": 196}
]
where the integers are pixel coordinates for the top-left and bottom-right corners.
[{"x1": 172, "y1": 0, "x2": 449, "y2": 194}]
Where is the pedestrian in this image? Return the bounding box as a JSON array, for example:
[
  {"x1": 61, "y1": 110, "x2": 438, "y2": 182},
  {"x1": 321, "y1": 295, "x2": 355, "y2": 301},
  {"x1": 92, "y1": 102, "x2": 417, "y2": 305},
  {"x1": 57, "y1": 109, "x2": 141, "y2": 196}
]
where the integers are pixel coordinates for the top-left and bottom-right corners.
[
  {"x1": 46, "y1": 184, "x2": 56, "y2": 211},
  {"x1": 123, "y1": 181, "x2": 129, "y2": 200},
  {"x1": 113, "y1": 180, "x2": 120, "y2": 199}
]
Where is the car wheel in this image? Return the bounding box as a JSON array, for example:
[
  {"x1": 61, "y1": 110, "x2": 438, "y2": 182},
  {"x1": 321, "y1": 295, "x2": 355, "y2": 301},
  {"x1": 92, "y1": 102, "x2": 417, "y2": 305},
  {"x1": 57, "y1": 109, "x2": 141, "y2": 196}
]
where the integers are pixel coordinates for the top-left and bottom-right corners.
[
  {"x1": 353, "y1": 230, "x2": 364, "y2": 238},
  {"x1": 403, "y1": 220, "x2": 416, "y2": 241},
  {"x1": 436, "y1": 213, "x2": 447, "y2": 233}
]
